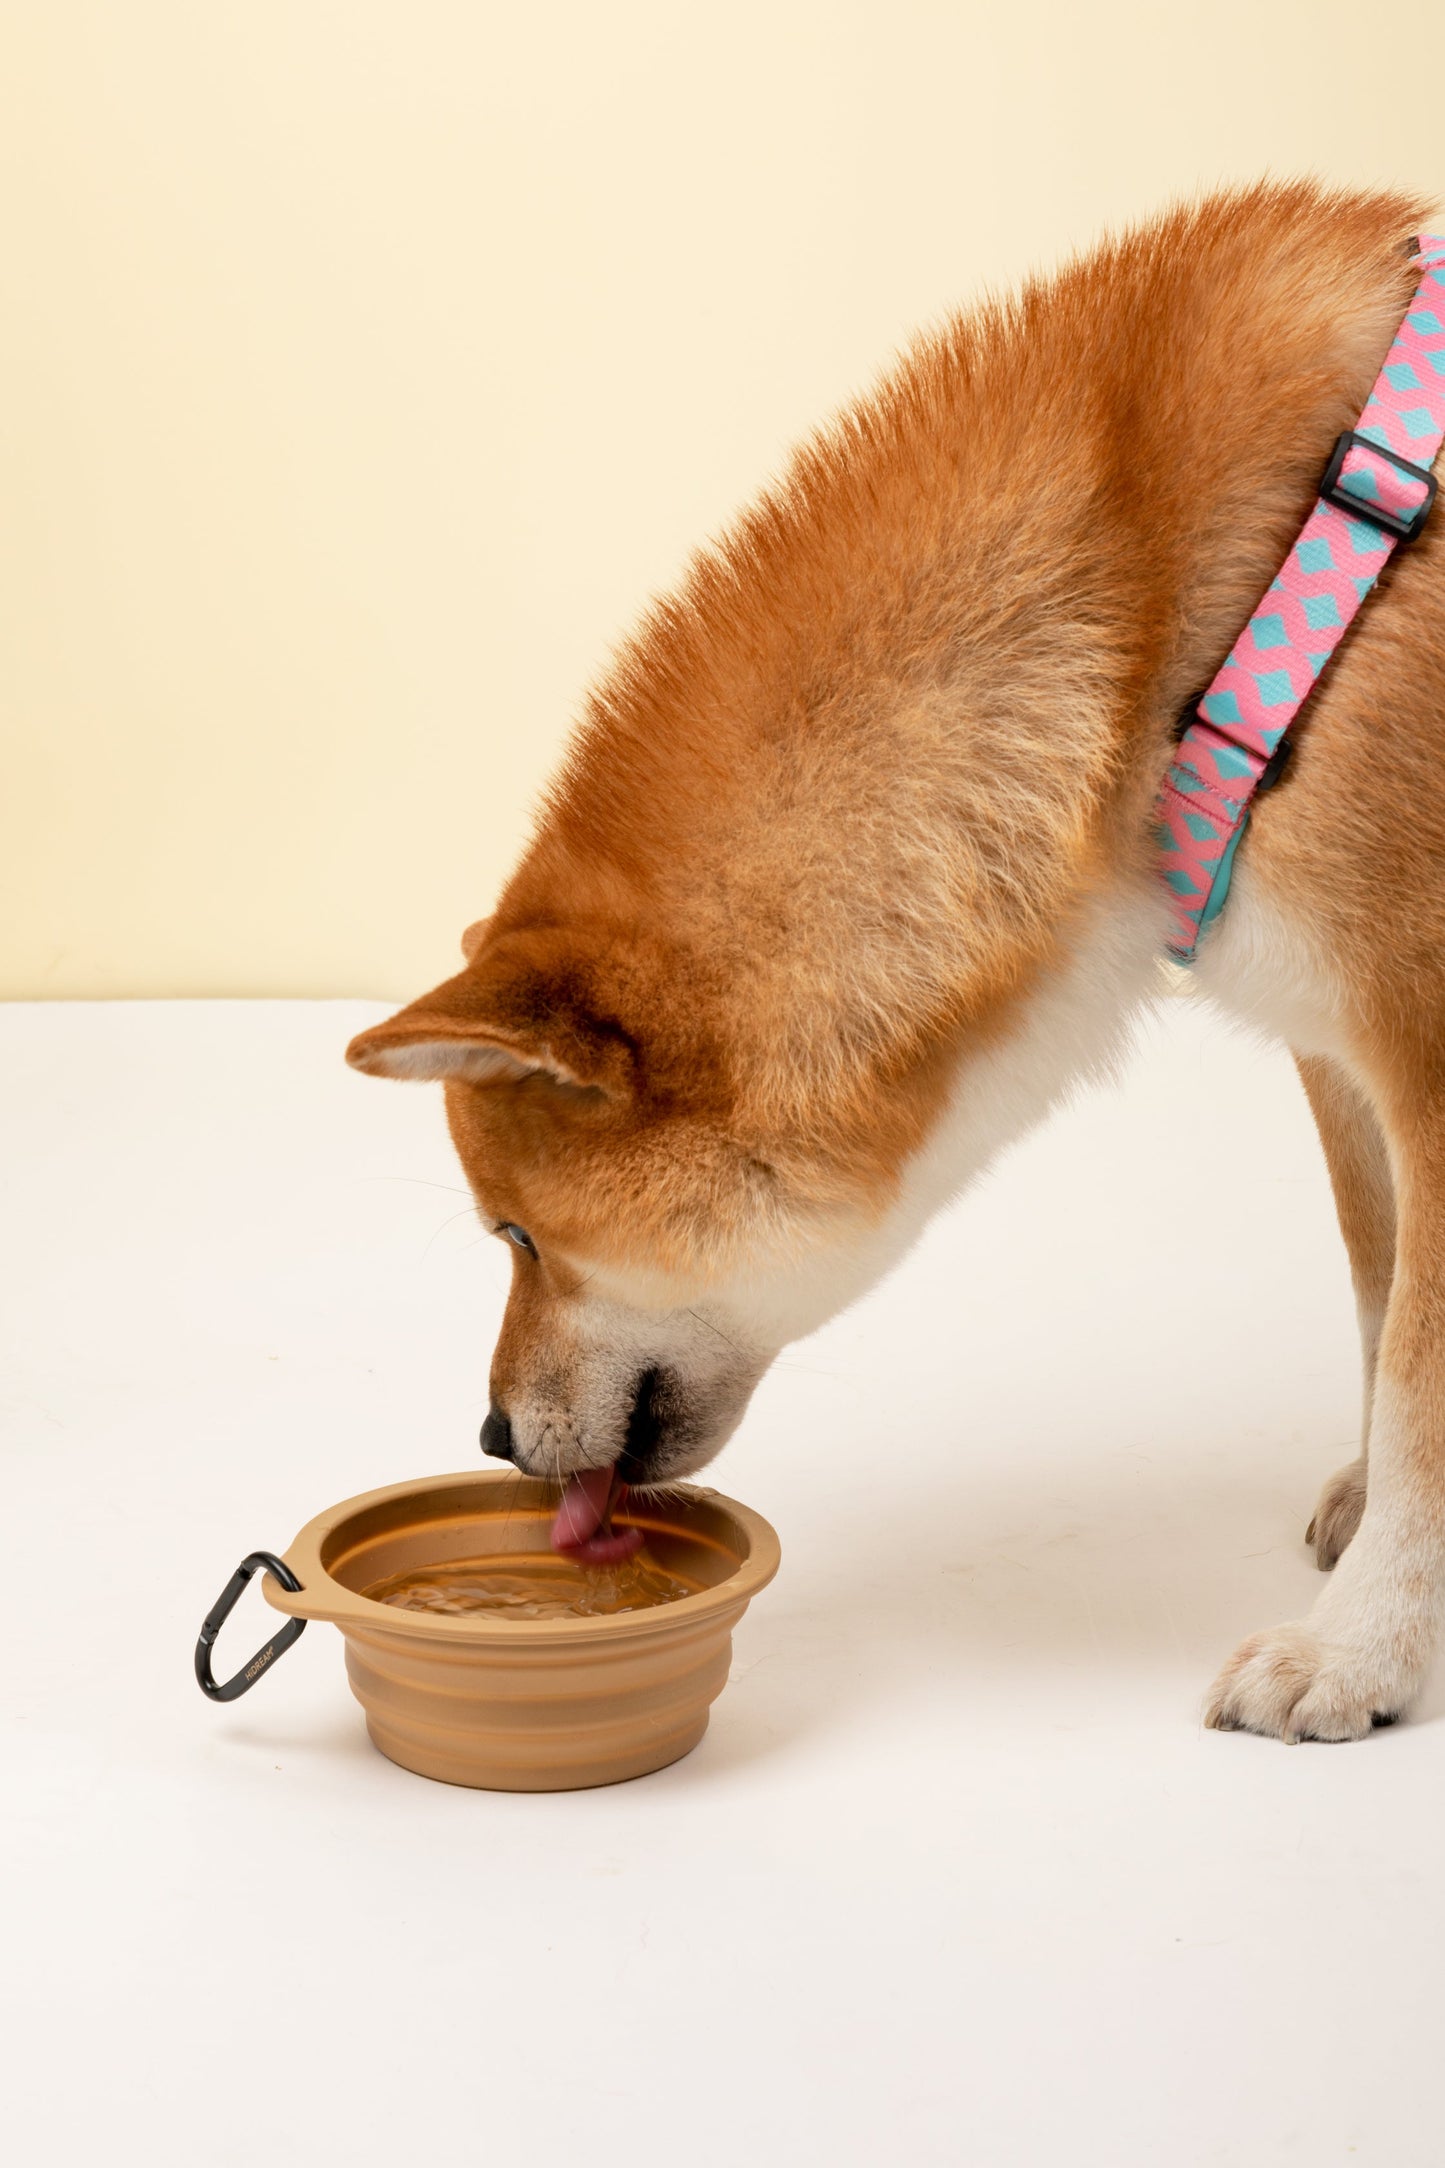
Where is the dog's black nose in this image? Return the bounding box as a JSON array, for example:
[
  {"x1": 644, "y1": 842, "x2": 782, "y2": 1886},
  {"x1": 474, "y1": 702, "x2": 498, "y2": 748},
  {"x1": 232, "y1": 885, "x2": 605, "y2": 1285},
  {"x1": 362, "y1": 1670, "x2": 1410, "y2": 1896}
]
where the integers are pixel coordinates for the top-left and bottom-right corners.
[{"x1": 480, "y1": 1404, "x2": 515, "y2": 1462}]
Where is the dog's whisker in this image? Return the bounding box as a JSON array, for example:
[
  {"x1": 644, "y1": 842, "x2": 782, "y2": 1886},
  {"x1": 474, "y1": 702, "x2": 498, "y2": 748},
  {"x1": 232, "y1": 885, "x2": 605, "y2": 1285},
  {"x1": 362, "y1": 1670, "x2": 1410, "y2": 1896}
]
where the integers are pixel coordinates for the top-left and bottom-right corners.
[
  {"x1": 419, "y1": 1207, "x2": 487, "y2": 1261},
  {"x1": 361, "y1": 1176, "x2": 476, "y2": 1197},
  {"x1": 685, "y1": 1307, "x2": 745, "y2": 1357}
]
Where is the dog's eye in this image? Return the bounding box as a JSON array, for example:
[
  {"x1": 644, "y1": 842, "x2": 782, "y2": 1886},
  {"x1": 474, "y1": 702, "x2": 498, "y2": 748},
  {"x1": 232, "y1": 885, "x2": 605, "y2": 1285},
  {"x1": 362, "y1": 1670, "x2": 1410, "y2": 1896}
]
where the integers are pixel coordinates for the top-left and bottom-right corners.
[{"x1": 497, "y1": 1222, "x2": 537, "y2": 1257}]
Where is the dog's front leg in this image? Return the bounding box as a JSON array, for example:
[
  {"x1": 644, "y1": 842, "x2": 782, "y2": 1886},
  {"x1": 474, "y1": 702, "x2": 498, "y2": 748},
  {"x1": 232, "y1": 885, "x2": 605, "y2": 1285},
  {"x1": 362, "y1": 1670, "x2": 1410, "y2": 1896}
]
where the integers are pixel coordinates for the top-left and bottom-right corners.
[
  {"x1": 1295, "y1": 1054, "x2": 1396, "y2": 1569},
  {"x1": 1207, "y1": 1102, "x2": 1445, "y2": 1742}
]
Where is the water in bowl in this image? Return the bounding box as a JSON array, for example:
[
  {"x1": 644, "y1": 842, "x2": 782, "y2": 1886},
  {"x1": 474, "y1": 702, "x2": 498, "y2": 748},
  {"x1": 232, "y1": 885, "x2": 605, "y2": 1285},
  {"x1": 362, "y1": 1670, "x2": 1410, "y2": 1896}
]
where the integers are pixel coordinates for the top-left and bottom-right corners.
[{"x1": 364, "y1": 1548, "x2": 697, "y2": 1620}]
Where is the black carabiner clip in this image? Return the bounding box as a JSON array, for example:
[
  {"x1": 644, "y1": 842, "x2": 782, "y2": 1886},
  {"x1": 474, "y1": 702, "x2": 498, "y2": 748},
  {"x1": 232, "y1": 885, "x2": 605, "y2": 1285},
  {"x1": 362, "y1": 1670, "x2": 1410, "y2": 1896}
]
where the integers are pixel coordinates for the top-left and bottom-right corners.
[{"x1": 195, "y1": 1551, "x2": 307, "y2": 1703}]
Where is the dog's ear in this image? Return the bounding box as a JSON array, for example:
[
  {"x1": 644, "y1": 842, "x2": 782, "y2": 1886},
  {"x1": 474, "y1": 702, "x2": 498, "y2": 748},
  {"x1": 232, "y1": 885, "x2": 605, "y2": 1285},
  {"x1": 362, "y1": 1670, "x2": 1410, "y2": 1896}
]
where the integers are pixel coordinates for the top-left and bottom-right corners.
[
  {"x1": 459, "y1": 916, "x2": 491, "y2": 961},
  {"x1": 345, "y1": 929, "x2": 635, "y2": 1097}
]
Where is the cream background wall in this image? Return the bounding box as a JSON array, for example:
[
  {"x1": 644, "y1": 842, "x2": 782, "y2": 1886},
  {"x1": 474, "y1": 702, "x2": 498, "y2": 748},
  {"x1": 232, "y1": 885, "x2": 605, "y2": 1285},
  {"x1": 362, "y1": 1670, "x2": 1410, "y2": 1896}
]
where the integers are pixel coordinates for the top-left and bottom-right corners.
[{"x1": 4, "y1": 0, "x2": 1443, "y2": 999}]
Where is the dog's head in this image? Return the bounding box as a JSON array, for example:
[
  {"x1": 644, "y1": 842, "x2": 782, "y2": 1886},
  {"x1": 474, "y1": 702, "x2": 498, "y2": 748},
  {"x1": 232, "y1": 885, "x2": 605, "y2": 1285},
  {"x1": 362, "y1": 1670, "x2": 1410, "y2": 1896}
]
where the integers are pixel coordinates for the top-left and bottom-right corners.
[{"x1": 346, "y1": 914, "x2": 918, "y2": 1487}]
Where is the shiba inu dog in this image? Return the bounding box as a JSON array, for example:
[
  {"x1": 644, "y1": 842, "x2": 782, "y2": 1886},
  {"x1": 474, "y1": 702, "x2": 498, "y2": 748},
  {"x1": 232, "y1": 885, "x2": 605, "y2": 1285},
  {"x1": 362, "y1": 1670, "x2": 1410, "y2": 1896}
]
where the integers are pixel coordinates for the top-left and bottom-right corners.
[{"x1": 347, "y1": 181, "x2": 1445, "y2": 1743}]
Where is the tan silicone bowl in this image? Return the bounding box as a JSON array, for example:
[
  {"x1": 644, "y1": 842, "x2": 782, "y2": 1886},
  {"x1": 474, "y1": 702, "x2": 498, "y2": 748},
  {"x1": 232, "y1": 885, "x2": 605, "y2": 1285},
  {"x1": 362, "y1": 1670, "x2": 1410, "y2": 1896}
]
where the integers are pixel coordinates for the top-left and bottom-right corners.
[{"x1": 261, "y1": 1469, "x2": 781, "y2": 1792}]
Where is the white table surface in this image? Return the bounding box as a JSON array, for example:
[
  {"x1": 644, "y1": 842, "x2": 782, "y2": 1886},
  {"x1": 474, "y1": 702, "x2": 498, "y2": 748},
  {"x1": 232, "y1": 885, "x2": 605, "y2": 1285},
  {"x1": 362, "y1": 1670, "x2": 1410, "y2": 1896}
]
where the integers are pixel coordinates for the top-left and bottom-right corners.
[{"x1": 4, "y1": 996, "x2": 1441, "y2": 2167}]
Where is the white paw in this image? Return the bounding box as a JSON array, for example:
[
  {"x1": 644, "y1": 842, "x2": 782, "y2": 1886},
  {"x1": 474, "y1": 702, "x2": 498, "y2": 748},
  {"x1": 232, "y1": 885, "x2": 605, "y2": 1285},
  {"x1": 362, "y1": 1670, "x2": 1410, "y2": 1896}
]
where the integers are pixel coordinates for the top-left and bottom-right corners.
[
  {"x1": 1306, "y1": 1457, "x2": 1368, "y2": 1571},
  {"x1": 1204, "y1": 1620, "x2": 1406, "y2": 1743}
]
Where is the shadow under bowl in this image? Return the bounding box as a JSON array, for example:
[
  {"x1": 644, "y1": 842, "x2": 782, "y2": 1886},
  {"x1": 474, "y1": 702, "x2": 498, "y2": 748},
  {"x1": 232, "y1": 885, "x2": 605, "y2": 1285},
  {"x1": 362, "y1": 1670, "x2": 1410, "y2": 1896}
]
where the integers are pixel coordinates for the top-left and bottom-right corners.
[{"x1": 263, "y1": 1469, "x2": 781, "y2": 1791}]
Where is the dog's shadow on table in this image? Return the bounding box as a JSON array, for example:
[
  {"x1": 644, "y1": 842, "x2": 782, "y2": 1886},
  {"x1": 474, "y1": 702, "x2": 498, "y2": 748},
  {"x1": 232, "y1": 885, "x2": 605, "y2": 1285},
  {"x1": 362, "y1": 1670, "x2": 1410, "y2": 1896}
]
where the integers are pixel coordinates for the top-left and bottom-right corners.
[{"x1": 686, "y1": 1446, "x2": 1445, "y2": 1779}]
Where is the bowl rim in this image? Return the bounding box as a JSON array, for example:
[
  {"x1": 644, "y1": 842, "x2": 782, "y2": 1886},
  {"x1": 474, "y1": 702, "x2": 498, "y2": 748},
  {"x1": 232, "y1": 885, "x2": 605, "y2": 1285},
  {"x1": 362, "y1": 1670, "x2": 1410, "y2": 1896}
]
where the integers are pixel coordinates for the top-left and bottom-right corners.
[{"x1": 261, "y1": 1467, "x2": 782, "y2": 1644}]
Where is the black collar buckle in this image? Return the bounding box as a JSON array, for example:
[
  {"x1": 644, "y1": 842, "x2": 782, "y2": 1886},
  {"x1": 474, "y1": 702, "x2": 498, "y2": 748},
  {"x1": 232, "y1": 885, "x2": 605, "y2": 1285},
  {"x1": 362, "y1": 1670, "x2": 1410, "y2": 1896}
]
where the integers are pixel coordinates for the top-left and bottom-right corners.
[{"x1": 1319, "y1": 429, "x2": 1436, "y2": 544}]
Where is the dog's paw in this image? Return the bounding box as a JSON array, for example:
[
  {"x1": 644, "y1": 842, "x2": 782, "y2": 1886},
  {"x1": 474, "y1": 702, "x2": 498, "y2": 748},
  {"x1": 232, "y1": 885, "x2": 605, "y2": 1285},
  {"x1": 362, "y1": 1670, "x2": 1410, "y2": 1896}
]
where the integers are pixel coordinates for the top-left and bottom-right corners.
[
  {"x1": 1204, "y1": 1620, "x2": 1403, "y2": 1743},
  {"x1": 1305, "y1": 1456, "x2": 1368, "y2": 1570}
]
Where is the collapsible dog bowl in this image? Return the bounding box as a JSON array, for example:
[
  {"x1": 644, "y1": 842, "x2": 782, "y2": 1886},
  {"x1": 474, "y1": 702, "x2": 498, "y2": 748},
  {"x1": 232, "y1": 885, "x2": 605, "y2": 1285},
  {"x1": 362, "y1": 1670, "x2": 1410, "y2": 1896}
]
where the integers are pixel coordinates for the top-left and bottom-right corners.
[{"x1": 195, "y1": 1470, "x2": 780, "y2": 1791}]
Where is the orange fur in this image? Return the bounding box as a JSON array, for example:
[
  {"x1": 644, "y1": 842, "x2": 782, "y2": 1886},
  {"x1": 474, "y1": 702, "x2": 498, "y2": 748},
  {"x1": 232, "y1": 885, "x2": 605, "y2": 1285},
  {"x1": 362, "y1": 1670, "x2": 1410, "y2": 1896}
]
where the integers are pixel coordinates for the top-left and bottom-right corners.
[{"x1": 358, "y1": 180, "x2": 1435, "y2": 1235}]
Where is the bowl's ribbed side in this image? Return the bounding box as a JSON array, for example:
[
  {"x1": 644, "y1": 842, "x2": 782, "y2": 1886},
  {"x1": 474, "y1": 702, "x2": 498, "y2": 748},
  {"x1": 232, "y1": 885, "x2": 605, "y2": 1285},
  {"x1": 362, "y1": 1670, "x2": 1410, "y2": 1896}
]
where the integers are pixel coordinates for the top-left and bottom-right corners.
[{"x1": 340, "y1": 1597, "x2": 750, "y2": 1790}]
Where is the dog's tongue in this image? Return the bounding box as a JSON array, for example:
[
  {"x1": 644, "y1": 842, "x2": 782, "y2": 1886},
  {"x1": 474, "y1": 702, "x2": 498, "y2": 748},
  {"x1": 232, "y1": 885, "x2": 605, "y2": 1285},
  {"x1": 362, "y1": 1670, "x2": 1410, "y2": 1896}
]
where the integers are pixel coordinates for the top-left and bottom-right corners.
[{"x1": 551, "y1": 1467, "x2": 644, "y2": 1565}]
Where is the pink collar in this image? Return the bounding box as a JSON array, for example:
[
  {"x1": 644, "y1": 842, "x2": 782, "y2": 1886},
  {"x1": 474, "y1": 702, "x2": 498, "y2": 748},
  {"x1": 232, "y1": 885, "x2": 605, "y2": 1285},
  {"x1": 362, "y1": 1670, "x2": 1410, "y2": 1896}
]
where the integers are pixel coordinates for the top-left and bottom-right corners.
[{"x1": 1158, "y1": 235, "x2": 1445, "y2": 962}]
